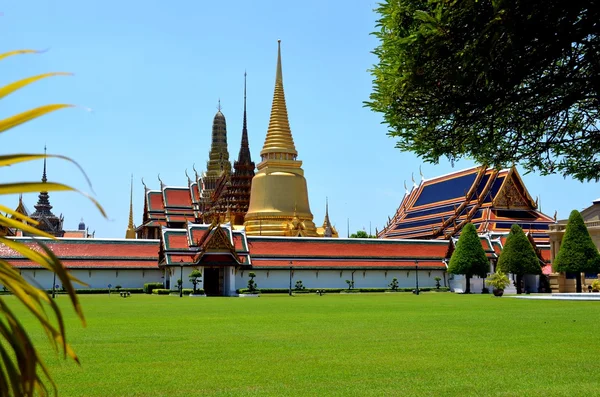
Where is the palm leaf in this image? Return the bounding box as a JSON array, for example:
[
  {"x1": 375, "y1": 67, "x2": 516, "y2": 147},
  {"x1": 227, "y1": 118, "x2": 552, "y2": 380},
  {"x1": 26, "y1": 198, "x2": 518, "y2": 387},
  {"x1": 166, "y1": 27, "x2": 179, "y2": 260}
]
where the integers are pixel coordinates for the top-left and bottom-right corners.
[
  {"x1": 0, "y1": 73, "x2": 72, "y2": 100},
  {"x1": 0, "y1": 104, "x2": 74, "y2": 133},
  {"x1": 0, "y1": 182, "x2": 107, "y2": 218},
  {"x1": 0, "y1": 48, "x2": 106, "y2": 396}
]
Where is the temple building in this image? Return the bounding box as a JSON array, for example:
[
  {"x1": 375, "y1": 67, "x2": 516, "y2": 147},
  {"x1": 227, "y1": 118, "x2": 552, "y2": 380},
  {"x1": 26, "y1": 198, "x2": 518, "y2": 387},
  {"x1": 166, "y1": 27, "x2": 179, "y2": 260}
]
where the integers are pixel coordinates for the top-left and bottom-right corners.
[
  {"x1": 6, "y1": 148, "x2": 93, "y2": 238},
  {"x1": 378, "y1": 165, "x2": 555, "y2": 246},
  {"x1": 29, "y1": 149, "x2": 65, "y2": 237},
  {"x1": 136, "y1": 43, "x2": 331, "y2": 238}
]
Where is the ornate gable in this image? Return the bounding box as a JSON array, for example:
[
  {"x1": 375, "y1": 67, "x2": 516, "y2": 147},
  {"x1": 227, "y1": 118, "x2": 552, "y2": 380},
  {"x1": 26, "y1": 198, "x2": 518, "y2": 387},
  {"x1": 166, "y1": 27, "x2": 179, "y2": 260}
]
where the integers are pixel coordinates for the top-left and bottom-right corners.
[
  {"x1": 493, "y1": 168, "x2": 536, "y2": 210},
  {"x1": 203, "y1": 226, "x2": 235, "y2": 253}
]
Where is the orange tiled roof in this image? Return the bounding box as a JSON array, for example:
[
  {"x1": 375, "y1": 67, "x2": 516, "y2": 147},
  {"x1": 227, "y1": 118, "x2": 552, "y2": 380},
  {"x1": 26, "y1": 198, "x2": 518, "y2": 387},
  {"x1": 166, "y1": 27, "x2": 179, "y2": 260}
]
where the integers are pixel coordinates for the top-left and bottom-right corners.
[
  {"x1": 251, "y1": 259, "x2": 444, "y2": 268},
  {"x1": 1, "y1": 238, "x2": 160, "y2": 269},
  {"x1": 247, "y1": 236, "x2": 448, "y2": 259},
  {"x1": 163, "y1": 187, "x2": 193, "y2": 208}
]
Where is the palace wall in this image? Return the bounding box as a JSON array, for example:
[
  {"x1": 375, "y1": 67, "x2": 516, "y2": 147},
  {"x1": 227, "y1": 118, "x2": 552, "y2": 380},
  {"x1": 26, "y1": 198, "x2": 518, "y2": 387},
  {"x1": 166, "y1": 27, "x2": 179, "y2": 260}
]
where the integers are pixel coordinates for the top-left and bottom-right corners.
[
  {"x1": 19, "y1": 269, "x2": 163, "y2": 289},
  {"x1": 234, "y1": 269, "x2": 447, "y2": 290}
]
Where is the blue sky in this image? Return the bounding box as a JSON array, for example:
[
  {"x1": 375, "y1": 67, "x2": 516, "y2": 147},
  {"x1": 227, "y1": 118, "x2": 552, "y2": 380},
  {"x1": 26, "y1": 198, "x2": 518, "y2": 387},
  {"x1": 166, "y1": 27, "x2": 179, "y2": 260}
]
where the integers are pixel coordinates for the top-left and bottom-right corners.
[{"x1": 1, "y1": 1, "x2": 597, "y2": 238}]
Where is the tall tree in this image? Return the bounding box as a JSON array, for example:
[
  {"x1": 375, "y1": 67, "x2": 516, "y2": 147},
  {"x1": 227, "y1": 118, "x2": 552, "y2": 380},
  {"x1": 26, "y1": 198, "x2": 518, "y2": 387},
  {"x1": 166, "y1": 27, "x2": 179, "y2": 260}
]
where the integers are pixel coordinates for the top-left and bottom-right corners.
[
  {"x1": 448, "y1": 223, "x2": 489, "y2": 293},
  {"x1": 0, "y1": 49, "x2": 106, "y2": 396},
  {"x1": 349, "y1": 230, "x2": 376, "y2": 238},
  {"x1": 367, "y1": 0, "x2": 600, "y2": 182},
  {"x1": 497, "y1": 224, "x2": 541, "y2": 294},
  {"x1": 554, "y1": 210, "x2": 600, "y2": 292}
]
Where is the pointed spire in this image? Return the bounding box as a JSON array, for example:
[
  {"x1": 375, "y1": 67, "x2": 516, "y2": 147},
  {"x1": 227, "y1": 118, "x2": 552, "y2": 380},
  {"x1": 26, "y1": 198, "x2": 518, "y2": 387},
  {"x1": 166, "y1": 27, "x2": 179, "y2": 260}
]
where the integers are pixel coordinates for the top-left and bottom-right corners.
[
  {"x1": 126, "y1": 174, "x2": 136, "y2": 239},
  {"x1": 260, "y1": 40, "x2": 298, "y2": 160},
  {"x1": 237, "y1": 71, "x2": 252, "y2": 164},
  {"x1": 323, "y1": 197, "x2": 333, "y2": 237},
  {"x1": 42, "y1": 145, "x2": 47, "y2": 183}
]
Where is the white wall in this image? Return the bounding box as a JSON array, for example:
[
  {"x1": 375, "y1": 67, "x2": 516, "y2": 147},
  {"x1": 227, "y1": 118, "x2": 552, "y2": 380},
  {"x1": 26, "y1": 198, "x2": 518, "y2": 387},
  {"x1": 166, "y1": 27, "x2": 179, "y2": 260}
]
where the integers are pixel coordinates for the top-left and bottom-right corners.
[
  {"x1": 18, "y1": 268, "x2": 163, "y2": 289},
  {"x1": 235, "y1": 269, "x2": 447, "y2": 290}
]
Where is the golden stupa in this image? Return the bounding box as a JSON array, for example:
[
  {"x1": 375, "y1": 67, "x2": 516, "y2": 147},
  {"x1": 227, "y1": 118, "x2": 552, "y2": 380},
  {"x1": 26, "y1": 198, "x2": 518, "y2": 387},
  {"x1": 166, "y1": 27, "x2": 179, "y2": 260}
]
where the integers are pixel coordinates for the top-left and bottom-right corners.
[{"x1": 244, "y1": 40, "x2": 318, "y2": 237}]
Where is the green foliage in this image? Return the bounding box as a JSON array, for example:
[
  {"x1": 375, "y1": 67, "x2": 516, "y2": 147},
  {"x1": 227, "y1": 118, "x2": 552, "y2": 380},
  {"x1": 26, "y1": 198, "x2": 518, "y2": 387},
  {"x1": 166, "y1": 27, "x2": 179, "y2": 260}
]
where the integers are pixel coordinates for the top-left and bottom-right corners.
[
  {"x1": 486, "y1": 271, "x2": 511, "y2": 290},
  {"x1": 143, "y1": 282, "x2": 163, "y2": 294},
  {"x1": 345, "y1": 279, "x2": 354, "y2": 290},
  {"x1": 170, "y1": 289, "x2": 194, "y2": 295},
  {"x1": 434, "y1": 277, "x2": 441, "y2": 289},
  {"x1": 554, "y1": 210, "x2": 600, "y2": 273},
  {"x1": 388, "y1": 277, "x2": 399, "y2": 291},
  {"x1": 367, "y1": 0, "x2": 600, "y2": 181},
  {"x1": 115, "y1": 285, "x2": 122, "y2": 291},
  {"x1": 592, "y1": 279, "x2": 600, "y2": 292},
  {"x1": 236, "y1": 287, "x2": 450, "y2": 294},
  {"x1": 188, "y1": 269, "x2": 202, "y2": 294},
  {"x1": 498, "y1": 224, "x2": 542, "y2": 276},
  {"x1": 294, "y1": 280, "x2": 306, "y2": 291},
  {"x1": 151, "y1": 289, "x2": 172, "y2": 295},
  {"x1": 247, "y1": 272, "x2": 259, "y2": 293},
  {"x1": 448, "y1": 223, "x2": 489, "y2": 278},
  {"x1": 350, "y1": 230, "x2": 376, "y2": 238}
]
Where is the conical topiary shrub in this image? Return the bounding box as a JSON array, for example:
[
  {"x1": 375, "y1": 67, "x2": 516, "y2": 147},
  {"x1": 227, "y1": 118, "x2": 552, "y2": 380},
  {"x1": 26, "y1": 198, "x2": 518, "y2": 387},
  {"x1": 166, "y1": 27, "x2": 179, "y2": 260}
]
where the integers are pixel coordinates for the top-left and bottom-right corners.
[
  {"x1": 448, "y1": 223, "x2": 489, "y2": 293},
  {"x1": 497, "y1": 224, "x2": 541, "y2": 294},
  {"x1": 554, "y1": 210, "x2": 600, "y2": 292}
]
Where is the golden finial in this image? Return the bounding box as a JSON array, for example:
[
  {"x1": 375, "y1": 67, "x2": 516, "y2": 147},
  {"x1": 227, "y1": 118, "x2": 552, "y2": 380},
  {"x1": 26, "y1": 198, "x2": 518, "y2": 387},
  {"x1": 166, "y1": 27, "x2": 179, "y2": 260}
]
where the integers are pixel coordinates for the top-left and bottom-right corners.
[
  {"x1": 260, "y1": 39, "x2": 298, "y2": 160},
  {"x1": 126, "y1": 174, "x2": 135, "y2": 239}
]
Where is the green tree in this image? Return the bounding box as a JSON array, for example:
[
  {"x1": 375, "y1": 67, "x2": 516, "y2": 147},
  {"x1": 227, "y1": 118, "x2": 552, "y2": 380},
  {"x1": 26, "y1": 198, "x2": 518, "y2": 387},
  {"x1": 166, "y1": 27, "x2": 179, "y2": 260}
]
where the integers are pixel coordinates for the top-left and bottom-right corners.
[
  {"x1": 294, "y1": 280, "x2": 305, "y2": 291},
  {"x1": 554, "y1": 210, "x2": 600, "y2": 292},
  {"x1": 247, "y1": 272, "x2": 259, "y2": 294},
  {"x1": 350, "y1": 230, "x2": 376, "y2": 238},
  {"x1": 497, "y1": 224, "x2": 541, "y2": 294},
  {"x1": 367, "y1": 0, "x2": 600, "y2": 182},
  {"x1": 188, "y1": 269, "x2": 202, "y2": 294},
  {"x1": 448, "y1": 223, "x2": 489, "y2": 293},
  {"x1": 388, "y1": 277, "x2": 399, "y2": 291},
  {"x1": 0, "y1": 49, "x2": 106, "y2": 395}
]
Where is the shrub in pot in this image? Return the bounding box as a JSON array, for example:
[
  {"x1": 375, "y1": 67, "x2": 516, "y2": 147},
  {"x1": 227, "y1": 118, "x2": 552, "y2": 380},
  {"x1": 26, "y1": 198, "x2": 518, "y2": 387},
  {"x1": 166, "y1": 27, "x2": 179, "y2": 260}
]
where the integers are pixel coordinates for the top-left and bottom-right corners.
[{"x1": 486, "y1": 271, "x2": 510, "y2": 297}]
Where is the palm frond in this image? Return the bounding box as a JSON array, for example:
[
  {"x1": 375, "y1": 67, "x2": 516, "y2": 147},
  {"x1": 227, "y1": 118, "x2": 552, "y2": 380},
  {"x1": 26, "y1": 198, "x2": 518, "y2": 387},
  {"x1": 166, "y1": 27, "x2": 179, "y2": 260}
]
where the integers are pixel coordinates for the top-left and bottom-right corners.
[{"x1": 0, "y1": 48, "x2": 106, "y2": 396}]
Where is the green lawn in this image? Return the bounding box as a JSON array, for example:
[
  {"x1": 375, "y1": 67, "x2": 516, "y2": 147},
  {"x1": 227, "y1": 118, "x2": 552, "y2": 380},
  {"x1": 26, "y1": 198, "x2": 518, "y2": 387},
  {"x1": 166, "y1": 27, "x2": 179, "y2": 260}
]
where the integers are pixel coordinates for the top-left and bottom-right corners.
[{"x1": 8, "y1": 293, "x2": 600, "y2": 396}]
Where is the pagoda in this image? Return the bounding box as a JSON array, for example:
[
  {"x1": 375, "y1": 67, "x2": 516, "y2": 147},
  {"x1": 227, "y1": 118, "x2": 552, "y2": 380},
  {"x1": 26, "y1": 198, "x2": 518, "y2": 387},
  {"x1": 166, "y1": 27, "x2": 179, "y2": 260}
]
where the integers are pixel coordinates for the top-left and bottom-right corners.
[
  {"x1": 28, "y1": 147, "x2": 65, "y2": 237},
  {"x1": 200, "y1": 102, "x2": 232, "y2": 217},
  {"x1": 244, "y1": 40, "x2": 318, "y2": 237},
  {"x1": 204, "y1": 73, "x2": 256, "y2": 225}
]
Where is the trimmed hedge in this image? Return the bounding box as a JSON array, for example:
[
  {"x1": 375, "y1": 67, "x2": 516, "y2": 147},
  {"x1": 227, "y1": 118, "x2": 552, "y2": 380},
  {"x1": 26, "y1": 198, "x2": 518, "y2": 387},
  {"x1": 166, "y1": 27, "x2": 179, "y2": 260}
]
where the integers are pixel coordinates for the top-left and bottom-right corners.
[
  {"x1": 152, "y1": 289, "x2": 171, "y2": 295},
  {"x1": 144, "y1": 282, "x2": 163, "y2": 294},
  {"x1": 236, "y1": 287, "x2": 450, "y2": 294},
  {"x1": 169, "y1": 289, "x2": 194, "y2": 295},
  {"x1": 44, "y1": 288, "x2": 144, "y2": 295}
]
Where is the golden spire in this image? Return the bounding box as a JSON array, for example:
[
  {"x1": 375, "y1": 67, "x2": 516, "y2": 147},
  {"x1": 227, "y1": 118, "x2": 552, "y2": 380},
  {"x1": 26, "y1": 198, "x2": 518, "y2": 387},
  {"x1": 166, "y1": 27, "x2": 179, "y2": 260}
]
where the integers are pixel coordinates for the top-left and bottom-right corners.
[
  {"x1": 125, "y1": 174, "x2": 136, "y2": 239},
  {"x1": 260, "y1": 40, "x2": 298, "y2": 160}
]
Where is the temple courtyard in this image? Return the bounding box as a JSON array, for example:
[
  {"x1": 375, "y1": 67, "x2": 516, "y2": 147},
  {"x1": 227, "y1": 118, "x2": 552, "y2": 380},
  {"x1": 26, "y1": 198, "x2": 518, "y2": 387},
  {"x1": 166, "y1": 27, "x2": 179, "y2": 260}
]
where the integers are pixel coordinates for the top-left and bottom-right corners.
[{"x1": 8, "y1": 293, "x2": 599, "y2": 396}]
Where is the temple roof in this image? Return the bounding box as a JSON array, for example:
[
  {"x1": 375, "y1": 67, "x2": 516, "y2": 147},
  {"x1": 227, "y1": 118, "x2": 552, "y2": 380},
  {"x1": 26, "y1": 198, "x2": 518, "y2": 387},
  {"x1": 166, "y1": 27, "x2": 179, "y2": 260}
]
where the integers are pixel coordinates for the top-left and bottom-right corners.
[
  {"x1": 379, "y1": 166, "x2": 555, "y2": 244},
  {"x1": 1, "y1": 237, "x2": 160, "y2": 269}
]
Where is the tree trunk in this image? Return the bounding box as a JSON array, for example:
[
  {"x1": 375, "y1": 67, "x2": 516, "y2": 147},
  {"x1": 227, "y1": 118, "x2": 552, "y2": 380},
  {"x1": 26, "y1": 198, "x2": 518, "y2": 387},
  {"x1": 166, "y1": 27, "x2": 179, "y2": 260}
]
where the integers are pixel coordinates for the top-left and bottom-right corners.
[
  {"x1": 465, "y1": 276, "x2": 471, "y2": 294},
  {"x1": 516, "y1": 274, "x2": 523, "y2": 294},
  {"x1": 576, "y1": 274, "x2": 582, "y2": 293}
]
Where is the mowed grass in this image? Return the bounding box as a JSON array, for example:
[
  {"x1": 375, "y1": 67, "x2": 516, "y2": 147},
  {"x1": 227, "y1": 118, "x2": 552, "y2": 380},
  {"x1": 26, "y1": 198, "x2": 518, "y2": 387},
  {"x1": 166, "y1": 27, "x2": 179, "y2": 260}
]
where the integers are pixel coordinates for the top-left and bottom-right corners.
[{"x1": 7, "y1": 293, "x2": 600, "y2": 396}]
